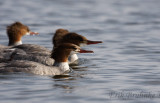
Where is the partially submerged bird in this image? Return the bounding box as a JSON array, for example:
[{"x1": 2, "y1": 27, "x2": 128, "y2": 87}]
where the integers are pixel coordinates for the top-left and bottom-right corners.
[
  {"x1": 0, "y1": 43, "x2": 93, "y2": 75},
  {"x1": 0, "y1": 22, "x2": 39, "y2": 62}
]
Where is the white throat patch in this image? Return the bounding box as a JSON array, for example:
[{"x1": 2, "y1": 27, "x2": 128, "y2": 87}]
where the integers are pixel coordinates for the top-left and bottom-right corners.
[
  {"x1": 14, "y1": 41, "x2": 22, "y2": 46},
  {"x1": 25, "y1": 32, "x2": 30, "y2": 35},
  {"x1": 69, "y1": 54, "x2": 78, "y2": 63},
  {"x1": 54, "y1": 62, "x2": 70, "y2": 72}
]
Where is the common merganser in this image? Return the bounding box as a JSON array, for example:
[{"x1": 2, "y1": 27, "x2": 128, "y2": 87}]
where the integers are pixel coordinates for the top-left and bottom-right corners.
[
  {"x1": 0, "y1": 43, "x2": 93, "y2": 75},
  {"x1": 7, "y1": 21, "x2": 39, "y2": 46},
  {"x1": 0, "y1": 22, "x2": 39, "y2": 62},
  {"x1": 0, "y1": 22, "x2": 38, "y2": 49},
  {"x1": 53, "y1": 29, "x2": 102, "y2": 63}
]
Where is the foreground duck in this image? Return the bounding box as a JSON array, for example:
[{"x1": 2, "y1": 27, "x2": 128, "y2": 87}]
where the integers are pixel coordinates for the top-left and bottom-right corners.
[{"x1": 0, "y1": 43, "x2": 93, "y2": 75}]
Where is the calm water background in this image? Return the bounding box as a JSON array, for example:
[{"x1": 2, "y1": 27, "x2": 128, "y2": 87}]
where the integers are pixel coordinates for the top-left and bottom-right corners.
[{"x1": 0, "y1": 0, "x2": 160, "y2": 103}]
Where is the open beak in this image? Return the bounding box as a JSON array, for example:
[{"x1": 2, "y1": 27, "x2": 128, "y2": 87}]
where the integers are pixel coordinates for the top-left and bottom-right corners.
[
  {"x1": 79, "y1": 49, "x2": 94, "y2": 53},
  {"x1": 30, "y1": 31, "x2": 39, "y2": 35},
  {"x1": 87, "y1": 40, "x2": 102, "y2": 45}
]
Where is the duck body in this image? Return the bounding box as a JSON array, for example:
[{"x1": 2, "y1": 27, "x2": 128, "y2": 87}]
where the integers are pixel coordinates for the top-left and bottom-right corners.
[
  {"x1": 0, "y1": 44, "x2": 53, "y2": 65},
  {"x1": 0, "y1": 43, "x2": 93, "y2": 75},
  {"x1": 0, "y1": 60, "x2": 68, "y2": 75}
]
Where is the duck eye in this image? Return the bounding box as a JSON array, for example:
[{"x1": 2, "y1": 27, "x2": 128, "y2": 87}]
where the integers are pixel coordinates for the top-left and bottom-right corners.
[
  {"x1": 72, "y1": 47, "x2": 77, "y2": 50},
  {"x1": 79, "y1": 37, "x2": 84, "y2": 42}
]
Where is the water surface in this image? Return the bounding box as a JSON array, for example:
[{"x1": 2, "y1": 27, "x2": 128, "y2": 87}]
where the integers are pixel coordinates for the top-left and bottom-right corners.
[{"x1": 0, "y1": 0, "x2": 160, "y2": 103}]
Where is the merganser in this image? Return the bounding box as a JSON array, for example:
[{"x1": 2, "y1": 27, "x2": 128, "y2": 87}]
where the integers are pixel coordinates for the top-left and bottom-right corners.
[
  {"x1": 7, "y1": 21, "x2": 39, "y2": 46},
  {"x1": 0, "y1": 22, "x2": 39, "y2": 62},
  {"x1": 0, "y1": 43, "x2": 93, "y2": 75},
  {"x1": 53, "y1": 29, "x2": 102, "y2": 63},
  {"x1": 0, "y1": 22, "x2": 38, "y2": 49}
]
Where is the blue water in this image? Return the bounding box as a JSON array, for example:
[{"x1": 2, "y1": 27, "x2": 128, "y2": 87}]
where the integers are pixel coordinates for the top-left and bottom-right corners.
[{"x1": 0, "y1": 0, "x2": 160, "y2": 103}]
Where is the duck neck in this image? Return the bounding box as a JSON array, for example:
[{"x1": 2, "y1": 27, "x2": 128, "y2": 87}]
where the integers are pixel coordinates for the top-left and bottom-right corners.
[
  {"x1": 8, "y1": 40, "x2": 22, "y2": 46},
  {"x1": 53, "y1": 62, "x2": 70, "y2": 72},
  {"x1": 69, "y1": 54, "x2": 78, "y2": 63}
]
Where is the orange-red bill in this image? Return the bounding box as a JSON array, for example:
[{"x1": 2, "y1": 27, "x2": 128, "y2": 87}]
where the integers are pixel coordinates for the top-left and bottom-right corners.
[
  {"x1": 30, "y1": 32, "x2": 39, "y2": 35},
  {"x1": 87, "y1": 40, "x2": 102, "y2": 45},
  {"x1": 79, "y1": 49, "x2": 94, "y2": 53}
]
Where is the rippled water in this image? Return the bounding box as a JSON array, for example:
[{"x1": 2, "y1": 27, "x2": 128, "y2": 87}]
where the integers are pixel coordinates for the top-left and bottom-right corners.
[{"x1": 0, "y1": 0, "x2": 160, "y2": 103}]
